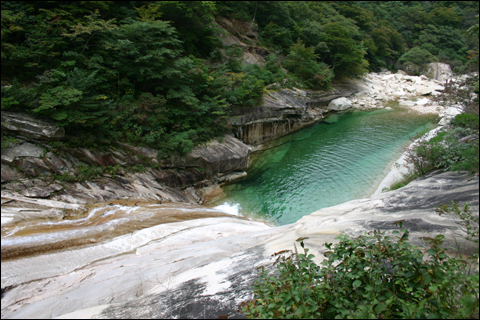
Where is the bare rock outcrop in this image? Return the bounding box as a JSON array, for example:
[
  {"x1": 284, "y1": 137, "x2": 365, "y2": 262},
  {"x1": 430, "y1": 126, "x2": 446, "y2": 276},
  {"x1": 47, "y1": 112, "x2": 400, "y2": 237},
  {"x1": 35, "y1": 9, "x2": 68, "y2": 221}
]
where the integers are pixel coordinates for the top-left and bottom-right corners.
[
  {"x1": 170, "y1": 135, "x2": 251, "y2": 173},
  {"x1": 2, "y1": 109, "x2": 251, "y2": 207},
  {"x1": 1, "y1": 111, "x2": 65, "y2": 140},
  {"x1": 425, "y1": 62, "x2": 454, "y2": 82},
  {"x1": 231, "y1": 80, "x2": 364, "y2": 146},
  {"x1": 1, "y1": 170, "x2": 477, "y2": 319}
]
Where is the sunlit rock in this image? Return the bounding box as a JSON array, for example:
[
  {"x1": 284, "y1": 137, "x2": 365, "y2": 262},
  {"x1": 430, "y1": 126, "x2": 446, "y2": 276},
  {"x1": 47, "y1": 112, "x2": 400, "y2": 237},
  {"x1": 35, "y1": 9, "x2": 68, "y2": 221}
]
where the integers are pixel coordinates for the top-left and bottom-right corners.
[
  {"x1": 1, "y1": 171, "x2": 477, "y2": 319},
  {"x1": 327, "y1": 97, "x2": 353, "y2": 111}
]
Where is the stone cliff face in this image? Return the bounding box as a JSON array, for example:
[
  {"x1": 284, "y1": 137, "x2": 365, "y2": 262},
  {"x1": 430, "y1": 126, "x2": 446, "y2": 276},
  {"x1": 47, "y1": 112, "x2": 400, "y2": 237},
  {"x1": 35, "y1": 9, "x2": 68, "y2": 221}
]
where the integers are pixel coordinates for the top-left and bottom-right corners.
[
  {"x1": 0, "y1": 77, "x2": 363, "y2": 207},
  {"x1": 230, "y1": 81, "x2": 364, "y2": 146},
  {"x1": 1, "y1": 111, "x2": 251, "y2": 208}
]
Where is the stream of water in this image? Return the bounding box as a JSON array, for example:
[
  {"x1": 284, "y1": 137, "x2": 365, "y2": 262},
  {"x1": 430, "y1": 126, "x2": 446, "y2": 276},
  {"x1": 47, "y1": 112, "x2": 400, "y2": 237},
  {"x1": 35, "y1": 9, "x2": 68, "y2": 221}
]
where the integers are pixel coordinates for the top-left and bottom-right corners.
[
  {"x1": 1, "y1": 106, "x2": 437, "y2": 260},
  {"x1": 211, "y1": 107, "x2": 437, "y2": 225}
]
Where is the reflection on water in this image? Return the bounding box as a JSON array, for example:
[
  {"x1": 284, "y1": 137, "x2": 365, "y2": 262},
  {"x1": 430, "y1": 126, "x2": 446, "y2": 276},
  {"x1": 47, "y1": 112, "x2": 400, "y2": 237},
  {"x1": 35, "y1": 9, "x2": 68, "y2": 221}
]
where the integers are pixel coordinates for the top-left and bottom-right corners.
[{"x1": 210, "y1": 107, "x2": 437, "y2": 225}]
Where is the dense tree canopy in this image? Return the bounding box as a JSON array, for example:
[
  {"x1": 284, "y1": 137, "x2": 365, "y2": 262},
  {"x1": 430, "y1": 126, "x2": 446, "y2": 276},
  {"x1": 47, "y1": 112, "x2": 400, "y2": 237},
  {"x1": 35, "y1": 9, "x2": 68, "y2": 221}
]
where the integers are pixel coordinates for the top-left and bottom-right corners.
[{"x1": 1, "y1": 1, "x2": 478, "y2": 155}]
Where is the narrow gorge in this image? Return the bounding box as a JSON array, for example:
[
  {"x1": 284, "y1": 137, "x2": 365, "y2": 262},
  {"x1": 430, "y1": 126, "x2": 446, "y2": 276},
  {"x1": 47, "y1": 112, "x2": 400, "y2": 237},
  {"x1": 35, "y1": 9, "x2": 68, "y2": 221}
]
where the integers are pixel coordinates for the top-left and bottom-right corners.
[{"x1": 2, "y1": 69, "x2": 478, "y2": 319}]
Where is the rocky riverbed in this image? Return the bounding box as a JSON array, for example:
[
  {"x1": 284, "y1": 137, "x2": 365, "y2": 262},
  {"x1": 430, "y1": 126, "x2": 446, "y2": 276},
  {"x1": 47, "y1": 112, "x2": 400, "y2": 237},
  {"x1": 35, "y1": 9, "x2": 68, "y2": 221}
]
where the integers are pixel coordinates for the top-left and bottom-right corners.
[
  {"x1": 2, "y1": 66, "x2": 478, "y2": 318},
  {"x1": 1, "y1": 170, "x2": 478, "y2": 319}
]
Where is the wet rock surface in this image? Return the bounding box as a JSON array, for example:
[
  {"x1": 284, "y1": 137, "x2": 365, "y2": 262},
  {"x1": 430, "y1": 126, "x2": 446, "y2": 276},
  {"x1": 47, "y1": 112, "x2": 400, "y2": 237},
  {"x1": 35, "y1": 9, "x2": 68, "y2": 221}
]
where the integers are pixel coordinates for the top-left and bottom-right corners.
[{"x1": 1, "y1": 170, "x2": 478, "y2": 319}]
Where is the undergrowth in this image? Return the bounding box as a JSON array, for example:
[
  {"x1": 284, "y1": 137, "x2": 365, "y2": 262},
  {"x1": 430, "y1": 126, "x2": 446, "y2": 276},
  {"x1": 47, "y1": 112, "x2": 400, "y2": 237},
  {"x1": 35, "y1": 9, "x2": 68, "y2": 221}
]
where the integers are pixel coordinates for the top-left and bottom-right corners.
[
  {"x1": 242, "y1": 219, "x2": 479, "y2": 319},
  {"x1": 387, "y1": 112, "x2": 479, "y2": 192}
]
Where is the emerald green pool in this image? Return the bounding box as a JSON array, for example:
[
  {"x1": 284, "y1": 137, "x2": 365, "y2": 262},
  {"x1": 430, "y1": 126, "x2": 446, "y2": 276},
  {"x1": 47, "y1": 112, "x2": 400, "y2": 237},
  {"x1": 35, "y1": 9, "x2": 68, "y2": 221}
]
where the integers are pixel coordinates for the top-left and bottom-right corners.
[{"x1": 211, "y1": 107, "x2": 437, "y2": 225}]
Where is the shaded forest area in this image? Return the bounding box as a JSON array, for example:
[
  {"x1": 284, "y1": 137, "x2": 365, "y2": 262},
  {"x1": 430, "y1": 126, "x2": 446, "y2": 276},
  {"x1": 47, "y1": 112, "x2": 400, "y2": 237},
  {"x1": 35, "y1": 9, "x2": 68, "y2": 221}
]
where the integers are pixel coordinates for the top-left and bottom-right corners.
[{"x1": 1, "y1": 1, "x2": 478, "y2": 155}]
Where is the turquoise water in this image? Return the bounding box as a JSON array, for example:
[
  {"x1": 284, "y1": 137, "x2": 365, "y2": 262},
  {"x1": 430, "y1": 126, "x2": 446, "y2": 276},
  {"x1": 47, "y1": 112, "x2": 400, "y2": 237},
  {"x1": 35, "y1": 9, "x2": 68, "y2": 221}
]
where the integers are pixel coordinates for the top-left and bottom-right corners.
[{"x1": 212, "y1": 108, "x2": 437, "y2": 226}]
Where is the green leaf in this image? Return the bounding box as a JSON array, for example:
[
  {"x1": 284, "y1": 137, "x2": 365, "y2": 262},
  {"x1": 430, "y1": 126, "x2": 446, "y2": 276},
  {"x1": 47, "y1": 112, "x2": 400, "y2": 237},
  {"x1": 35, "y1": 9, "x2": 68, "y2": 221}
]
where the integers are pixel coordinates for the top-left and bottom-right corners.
[
  {"x1": 374, "y1": 303, "x2": 387, "y2": 314},
  {"x1": 353, "y1": 280, "x2": 362, "y2": 288},
  {"x1": 428, "y1": 284, "x2": 438, "y2": 293}
]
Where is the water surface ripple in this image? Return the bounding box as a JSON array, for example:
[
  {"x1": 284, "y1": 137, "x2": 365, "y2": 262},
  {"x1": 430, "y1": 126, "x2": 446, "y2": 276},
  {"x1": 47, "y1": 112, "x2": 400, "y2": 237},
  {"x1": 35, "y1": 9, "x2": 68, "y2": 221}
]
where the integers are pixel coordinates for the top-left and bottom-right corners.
[{"x1": 213, "y1": 108, "x2": 437, "y2": 225}]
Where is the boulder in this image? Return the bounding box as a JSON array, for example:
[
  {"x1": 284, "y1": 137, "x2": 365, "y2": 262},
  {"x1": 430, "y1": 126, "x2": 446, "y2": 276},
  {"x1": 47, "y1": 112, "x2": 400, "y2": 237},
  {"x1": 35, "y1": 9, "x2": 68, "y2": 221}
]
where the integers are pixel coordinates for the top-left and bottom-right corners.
[
  {"x1": 417, "y1": 87, "x2": 433, "y2": 96},
  {"x1": 42, "y1": 152, "x2": 70, "y2": 174},
  {"x1": 3, "y1": 181, "x2": 26, "y2": 191},
  {"x1": 199, "y1": 185, "x2": 226, "y2": 203},
  {"x1": 1, "y1": 142, "x2": 44, "y2": 164},
  {"x1": 425, "y1": 63, "x2": 453, "y2": 82},
  {"x1": 150, "y1": 168, "x2": 207, "y2": 188},
  {"x1": 172, "y1": 135, "x2": 251, "y2": 174},
  {"x1": 404, "y1": 86, "x2": 416, "y2": 93},
  {"x1": 1, "y1": 164, "x2": 24, "y2": 183},
  {"x1": 399, "y1": 100, "x2": 416, "y2": 107},
  {"x1": 21, "y1": 187, "x2": 53, "y2": 198},
  {"x1": 327, "y1": 97, "x2": 353, "y2": 111},
  {"x1": 1, "y1": 111, "x2": 65, "y2": 140},
  {"x1": 13, "y1": 158, "x2": 51, "y2": 175},
  {"x1": 438, "y1": 105, "x2": 463, "y2": 126}
]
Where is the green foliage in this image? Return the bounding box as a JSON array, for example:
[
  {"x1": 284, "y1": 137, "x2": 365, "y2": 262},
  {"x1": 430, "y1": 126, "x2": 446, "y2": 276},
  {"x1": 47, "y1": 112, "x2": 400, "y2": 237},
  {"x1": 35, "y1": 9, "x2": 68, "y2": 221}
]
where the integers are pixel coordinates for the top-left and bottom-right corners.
[
  {"x1": 435, "y1": 201, "x2": 479, "y2": 244},
  {"x1": 0, "y1": 131, "x2": 18, "y2": 149},
  {"x1": 320, "y1": 22, "x2": 369, "y2": 77},
  {"x1": 284, "y1": 40, "x2": 334, "y2": 89},
  {"x1": 151, "y1": 1, "x2": 219, "y2": 58},
  {"x1": 243, "y1": 228, "x2": 479, "y2": 319},
  {"x1": 451, "y1": 113, "x2": 480, "y2": 130},
  {"x1": 1, "y1": 1, "x2": 478, "y2": 158},
  {"x1": 398, "y1": 47, "x2": 439, "y2": 75},
  {"x1": 260, "y1": 22, "x2": 293, "y2": 55},
  {"x1": 406, "y1": 125, "x2": 479, "y2": 175},
  {"x1": 385, "y1": 171, "x2": 422, "y2": 192}
]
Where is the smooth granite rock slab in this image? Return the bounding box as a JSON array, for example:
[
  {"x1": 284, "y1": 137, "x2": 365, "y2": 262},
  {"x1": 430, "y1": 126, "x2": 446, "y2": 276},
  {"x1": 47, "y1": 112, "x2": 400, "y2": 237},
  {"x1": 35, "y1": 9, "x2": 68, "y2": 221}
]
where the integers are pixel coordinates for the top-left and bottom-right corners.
[{"x1": 1, "y1": 171, "x2": 478, "y2": 319}]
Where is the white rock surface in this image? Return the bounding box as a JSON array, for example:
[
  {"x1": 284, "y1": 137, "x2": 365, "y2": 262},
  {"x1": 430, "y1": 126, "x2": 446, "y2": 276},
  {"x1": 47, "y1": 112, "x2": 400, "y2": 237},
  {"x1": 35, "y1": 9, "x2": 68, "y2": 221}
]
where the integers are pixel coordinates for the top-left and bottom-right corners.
[
  {"x1": 426, "y1": 62, "x2": 453, "y2": 82},
  {"x1": 346, "y1": 70, "x2": 472, "y2": 115},
  {"x1": 1, "y1": 171, "x2": 478, "y2": 319},
  {"x1": 328, "y1": 97, "x2": 353, "y2": 111},
  {"x1": 438, "y1": 105, "x2": 463, "y2": 126}
]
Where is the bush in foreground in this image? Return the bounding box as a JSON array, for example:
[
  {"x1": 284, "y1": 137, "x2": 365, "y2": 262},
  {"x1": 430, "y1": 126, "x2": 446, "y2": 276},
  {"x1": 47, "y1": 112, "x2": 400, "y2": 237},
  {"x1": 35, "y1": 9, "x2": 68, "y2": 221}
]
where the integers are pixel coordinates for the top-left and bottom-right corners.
[{"x1": 242, "y1": 222, "x2": 479, "y2": 319}]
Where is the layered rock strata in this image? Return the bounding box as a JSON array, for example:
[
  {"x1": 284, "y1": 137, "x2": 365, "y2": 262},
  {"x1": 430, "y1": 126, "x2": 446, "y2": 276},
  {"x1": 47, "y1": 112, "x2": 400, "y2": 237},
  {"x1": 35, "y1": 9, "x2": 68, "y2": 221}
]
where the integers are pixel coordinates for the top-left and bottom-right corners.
[
  {"x1": 230, "y1": 80, "x2": 364, "y2": 146},
  {"x1": 1, "y1": 112, "x2": 252, "y2": 217}
]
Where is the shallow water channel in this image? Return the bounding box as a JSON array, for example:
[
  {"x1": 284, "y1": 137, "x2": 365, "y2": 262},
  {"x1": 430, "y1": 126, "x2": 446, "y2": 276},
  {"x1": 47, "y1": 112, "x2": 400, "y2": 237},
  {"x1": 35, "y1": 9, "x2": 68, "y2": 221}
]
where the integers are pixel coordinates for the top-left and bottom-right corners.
[{"x1": 211, "y1": 107, "x2": 437, "y2": 225}]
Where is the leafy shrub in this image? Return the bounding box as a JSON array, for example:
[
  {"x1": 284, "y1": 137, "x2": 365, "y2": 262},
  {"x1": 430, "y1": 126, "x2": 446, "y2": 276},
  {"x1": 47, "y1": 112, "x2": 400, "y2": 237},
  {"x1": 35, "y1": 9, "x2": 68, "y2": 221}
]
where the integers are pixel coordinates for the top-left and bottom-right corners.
[
  {"x1": 283, "y1": 40, "x2": 334, "y2": 89},
  {"x1": 243, "y1": 226, "x2": 479, "y2": 319},
  {"x1": 398, "y1": 47, "x2": 439, "y2": 75},
  {"x1": 435, "y1": 201, "x2": 479, "y2": 244},
  {"x1": 385, "y1": 171, "x2": 421, "y2": 192},
  {"x1": 451, "y1": 113, "x2": 480, "y2": 130},
  {"x1": 260, "y1": 22, "x2": 294, "y2": 54},
  {"x1": 405, "y1": 126, "x2": 479, "y2": 176}
]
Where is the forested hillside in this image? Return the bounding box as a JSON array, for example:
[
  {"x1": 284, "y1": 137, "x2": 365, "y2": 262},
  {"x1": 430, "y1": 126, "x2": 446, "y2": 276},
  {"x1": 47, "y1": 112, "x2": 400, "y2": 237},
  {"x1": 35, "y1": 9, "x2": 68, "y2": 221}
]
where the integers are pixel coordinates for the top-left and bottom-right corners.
[{"x1": 2, "y1": 1, "x2": 478, "y2": 156}]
